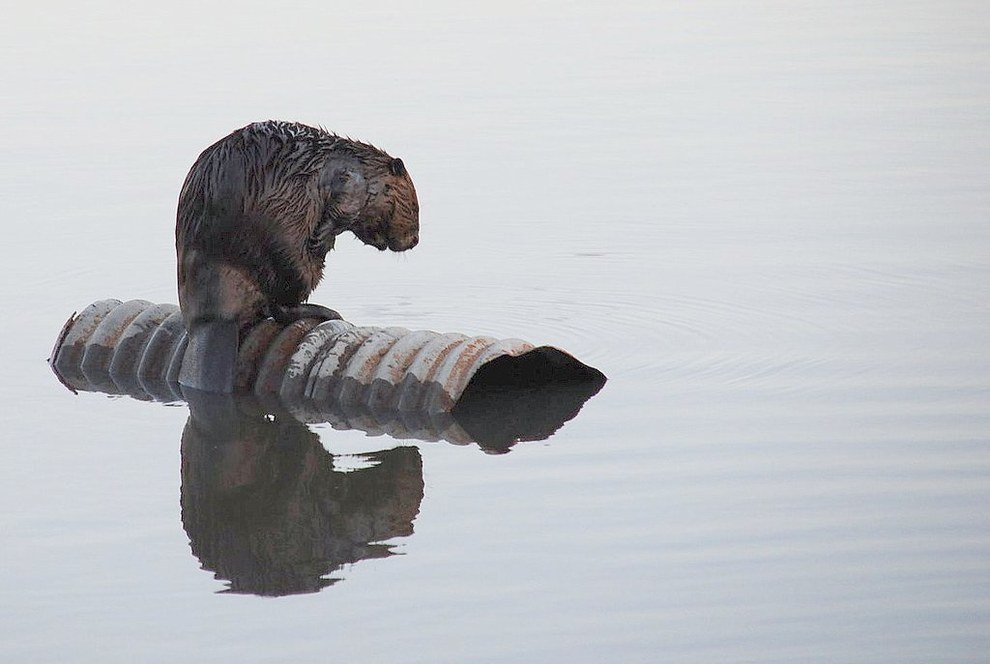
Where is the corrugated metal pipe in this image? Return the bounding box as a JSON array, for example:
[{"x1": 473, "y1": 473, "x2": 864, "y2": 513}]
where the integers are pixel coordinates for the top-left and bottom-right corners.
[{"x1": 49, "y1": 299, "x2": 606, "y2": 452}]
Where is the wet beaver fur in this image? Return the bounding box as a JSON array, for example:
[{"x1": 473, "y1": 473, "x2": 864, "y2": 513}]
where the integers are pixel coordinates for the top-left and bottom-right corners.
[{"x1": 176, "y1": 120, "x2": 419, "y2": 392}]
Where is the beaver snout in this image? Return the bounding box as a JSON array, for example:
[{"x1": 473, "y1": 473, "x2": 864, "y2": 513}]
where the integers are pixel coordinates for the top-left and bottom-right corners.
[
  {"x1": 388, "y1": 231, "x2": 418, "y2": 252},
  {"x1": 353, "y1": 218, "x2": 418, "y2": 252},
  {"x1": 355, "y1": 227, "x2": 417, "y2": 252}
]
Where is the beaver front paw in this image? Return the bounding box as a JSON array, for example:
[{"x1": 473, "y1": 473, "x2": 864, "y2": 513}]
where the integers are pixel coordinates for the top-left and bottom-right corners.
[{"x1": 267, "y1": 303, "x2": 342, "y2": 324}]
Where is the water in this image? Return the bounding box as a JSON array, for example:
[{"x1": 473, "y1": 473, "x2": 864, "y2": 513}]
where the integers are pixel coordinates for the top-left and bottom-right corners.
[{"x1": 2, "y1": 1, "x2": 989, "y2": 661}]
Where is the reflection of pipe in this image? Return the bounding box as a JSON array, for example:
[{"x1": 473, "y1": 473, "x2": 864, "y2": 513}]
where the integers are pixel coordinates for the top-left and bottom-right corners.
[
  {"x1": 181, "y1": 392, "x2": 423, "y2": 596},
  {"x1": 50, "y1": 299, "x2": 607, "y2": 452}
]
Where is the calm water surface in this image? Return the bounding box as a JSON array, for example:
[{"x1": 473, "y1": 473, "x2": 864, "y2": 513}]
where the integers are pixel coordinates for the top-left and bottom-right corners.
[{"x1": 2, "y1": 2, "x2": 988, "y2": 662}]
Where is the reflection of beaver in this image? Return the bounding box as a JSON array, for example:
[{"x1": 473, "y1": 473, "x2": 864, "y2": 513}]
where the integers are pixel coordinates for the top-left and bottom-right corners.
[
  {"x1": 180, "y1": 392, "x2": 424, "y2": 595},
  {"x1": 176, "y1": 120, "x2": 419, "y2": 392}
]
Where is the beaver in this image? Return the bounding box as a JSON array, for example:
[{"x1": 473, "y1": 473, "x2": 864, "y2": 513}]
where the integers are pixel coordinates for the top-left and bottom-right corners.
[{"x1": 176, "y1": 120, "x2": 419, "y2": 392}]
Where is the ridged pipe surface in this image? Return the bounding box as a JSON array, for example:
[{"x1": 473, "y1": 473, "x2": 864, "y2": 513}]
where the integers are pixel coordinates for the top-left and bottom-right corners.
[{"x1": 50, "y1": 299, "x2": 600, "y2": 417}]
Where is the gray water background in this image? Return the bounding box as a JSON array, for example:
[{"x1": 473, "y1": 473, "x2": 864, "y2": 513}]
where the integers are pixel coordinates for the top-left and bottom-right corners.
[{"x1": 2, "y1": 1, "x2": 988, "y2": 661}]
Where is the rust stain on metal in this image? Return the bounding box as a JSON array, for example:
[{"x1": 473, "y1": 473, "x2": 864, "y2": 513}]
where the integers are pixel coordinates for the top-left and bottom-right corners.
[
  {"x1": 284, "y1": 320, "x2": 354, "y2": 401},
  {"x1": 394, "y1": 333, "x2": 469, "y2": 412},
  {"x1": 425, "y1": 336, "x2": 496, "y2": 412},
  {"x1": 234, "y1": 319, "x2": 283, "y2": 391},
  {"x1": 254, "y1": 319, "x2": 319, "y2": 395}
]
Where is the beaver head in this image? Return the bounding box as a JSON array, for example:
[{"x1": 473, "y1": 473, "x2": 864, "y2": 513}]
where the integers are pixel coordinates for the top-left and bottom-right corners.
[{"x1": 320, "y1": 153, "x2": 419, "y2": 252}]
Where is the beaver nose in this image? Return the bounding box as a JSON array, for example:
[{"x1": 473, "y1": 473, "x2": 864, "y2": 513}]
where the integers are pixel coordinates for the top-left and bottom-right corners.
[{"x1": 387, "y1": 233, "x2": 418, "y2": 252}]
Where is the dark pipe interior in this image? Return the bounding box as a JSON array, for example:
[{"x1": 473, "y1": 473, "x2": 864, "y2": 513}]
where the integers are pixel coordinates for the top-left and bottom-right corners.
[
  {"x1": 460, "y1": 346, "x2": 606, "y2": 391},
  {"x1": 451, "y1": 347, "x2": 607, "y2": 453}
]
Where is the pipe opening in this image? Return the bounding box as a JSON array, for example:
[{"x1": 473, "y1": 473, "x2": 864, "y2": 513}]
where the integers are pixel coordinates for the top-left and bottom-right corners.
[
  {"x1": 460, "y1": 346, "x2": 606, "y2": 393},
  {"x1": 451, "y1": 347, "x2": 607, "y2": 452}
]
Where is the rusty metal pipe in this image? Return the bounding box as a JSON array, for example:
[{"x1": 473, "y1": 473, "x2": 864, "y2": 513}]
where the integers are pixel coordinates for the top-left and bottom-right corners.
[{"x1": 50, "y1": 299, "x2": 605, "y2": 414}]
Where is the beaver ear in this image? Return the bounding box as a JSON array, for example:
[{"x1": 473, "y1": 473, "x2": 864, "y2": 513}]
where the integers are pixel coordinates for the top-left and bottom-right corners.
[
  {"x1": 328, "y1": 169, "x2": 368, "y2": 218},
  {"x1": 388, "y1": 158, "x2": 406, "y2": 177}
]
